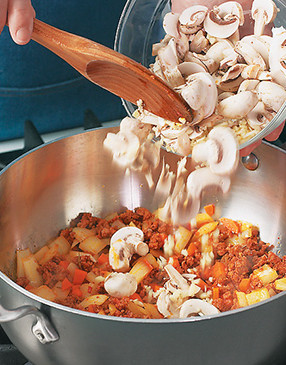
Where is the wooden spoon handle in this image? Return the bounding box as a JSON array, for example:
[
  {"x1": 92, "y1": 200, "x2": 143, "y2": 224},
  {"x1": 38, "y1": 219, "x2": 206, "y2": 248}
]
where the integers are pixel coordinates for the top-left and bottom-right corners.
[{"x1": 31, "y1": 19, "x2": 193, "y2": 123}]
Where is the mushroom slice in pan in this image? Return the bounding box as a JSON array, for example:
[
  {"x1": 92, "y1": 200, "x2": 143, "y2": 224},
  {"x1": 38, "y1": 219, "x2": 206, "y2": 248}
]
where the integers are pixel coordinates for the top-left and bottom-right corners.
[
  {"x1": 179, "y1": 298, "x2": 219, "y2": 318},
  {"x1": 178, "y1": 62, "x2": 207, "y2": 78},
  {"x1": 251, "y1": 0, "x2": 278, "y2": 37},
  {"x1": 269, "y1": 27, "x2": 286, "y2": 88},
  {"x1": 104, "y1": 272, "x2": 137, "y2": 298},
  {"x1": 217, "y1": 91, "x2": 259, "y2": 119},
  {"x1": 205, "y1": 40, "x2": 234, "y2": 64},
  {"x1": 179, "y1": 5, "x2": 208, "y2": 35},
  {"x1": 204, "y1": 2, "x2": 243, "y2": 39}
]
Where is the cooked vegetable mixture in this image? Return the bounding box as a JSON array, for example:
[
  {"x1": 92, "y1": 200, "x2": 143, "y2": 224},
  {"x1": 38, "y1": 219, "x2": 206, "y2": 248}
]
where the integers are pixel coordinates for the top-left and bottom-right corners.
[{"x1": 16, "y1": 206, "x2": 286, "y2": 319}]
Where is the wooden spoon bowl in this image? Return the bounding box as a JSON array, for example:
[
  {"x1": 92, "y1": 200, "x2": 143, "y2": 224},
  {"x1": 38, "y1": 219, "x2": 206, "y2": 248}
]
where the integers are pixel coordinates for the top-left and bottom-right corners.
[{"x1": 32, "y1": 19, "x2": 193, "y2": 123}]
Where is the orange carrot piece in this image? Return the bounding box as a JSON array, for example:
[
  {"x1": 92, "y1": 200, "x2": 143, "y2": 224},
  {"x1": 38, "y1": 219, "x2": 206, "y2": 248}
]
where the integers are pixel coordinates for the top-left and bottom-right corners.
[
  {"x1": 150, "y1": 283, "x2": 163, "y2": 292},
  {"x1": 239, "y1": 278, "x2": 251, "y2": 293},
  {"x1": 73, "y1": 269, "x2": 87, "y2": 285},
  {"x1": 72, "y1": 285, "x2": 83, "y2": 297},
  {"x1": 62, "y1": 277, "x2": 72, "y2": 291},
  {"x1": 97, "y1": 253, "x2": 109, "y2": 266},
  {"x1": 204, "y1": 204, "x2": 215, "y2": 216},
  {"x1": 212, "y1": 287, "x2": 220, "y2": 300},
  {"x1": 187, "y1": 242, "x2": 197, "y2": 256},
  {"x1": 211, "y1": 261, "x2": 226, "y2": 280},
  {"x1": 169, "y1": 256, "x2": 181, "y2": 271},
  {"x1": 220, "y1": 218, "x2": 240, "y2": 234},
  {"x1": 129, "y1": 293, "x2": 143, "y2": 302},
  {"x1": 59, "y1": 260, "x2": 69, "y2": 270}
]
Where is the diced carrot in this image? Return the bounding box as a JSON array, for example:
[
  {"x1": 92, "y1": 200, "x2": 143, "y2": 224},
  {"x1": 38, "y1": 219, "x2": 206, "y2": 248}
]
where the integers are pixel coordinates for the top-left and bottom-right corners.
[
  {"x1": 220, "y1": 218, "x2": 240, "y2": 234},
  {"x1": 211, "y1": 261, "x2": 226, "y2": 280},
  {"x1": 59, "y1": 260, "x2": 69, "y2": 270},
  {"x1": 204, "y1": 204, "x2": 215, "y2": 216},
  {"x1": 88, "y1": 305, "x2": 95, "y2": 313},
  {"x1": 159, "y1": 233, "x2": 168, "y2": 242},
  {"x1": 97, "y1": 253, "x2": 109, "y2": 266},
  {"x1": 150, "y1": 283, "x2": 163, "y2": 292},
  {"x1": 212, "y1": 287, "x2": 220, "y2": 300},
  {"x1": 239, "y1": 278, "x2": 251, "y2": 293},
  {"x1": 187, "y1": 242, "x2": 197, "y2": 256},
  {"x1": 72, "y1": 285, "x2": 83, "y2": 297},
  {"x1": 129, "y1": 293, "x2": 143, "y2": 302},
  {"x1": 73, "y1": 269, "x2": 87, "y2": 285},
  {"x1": 168, "y1": 256, "x2": 180, "y2": 271},
  {"x1": 62, "y1": 277, "x2": 72, "y2": 291}
]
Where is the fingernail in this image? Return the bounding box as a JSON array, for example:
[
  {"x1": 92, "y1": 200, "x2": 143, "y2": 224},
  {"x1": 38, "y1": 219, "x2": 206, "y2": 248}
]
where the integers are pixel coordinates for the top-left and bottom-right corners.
[{"x1": 16, "y1": 27, "x2": 30, "y2": 44}]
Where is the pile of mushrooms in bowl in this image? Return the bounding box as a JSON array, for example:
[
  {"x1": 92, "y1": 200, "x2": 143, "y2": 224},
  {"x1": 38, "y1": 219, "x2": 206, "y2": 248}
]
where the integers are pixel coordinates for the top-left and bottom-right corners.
[{"x1": 115, "y1": 0, "x2": 286, "y2": 155}]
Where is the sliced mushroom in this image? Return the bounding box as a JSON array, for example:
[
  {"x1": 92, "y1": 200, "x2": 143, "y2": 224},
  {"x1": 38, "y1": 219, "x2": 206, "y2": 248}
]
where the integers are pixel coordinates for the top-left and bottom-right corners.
[
  {"x1": 163, "y1": 12, "x2": 180, "y2": 38},
  {"x1": 257, "y1": 81, "x2": 286, "y2": 112},
  {"x1": 103, "y1": 131, "x2": 140, "y2": 167},
  {"x1": 204, "y1": 2, "x2": 242, "y2": 39},
  {"x1": 205, "y1": 40, "x2": 234, "y2": 64},
  {"x1": 109, "y1": 227, "x2": 149, "y2": 272},
  {"x1": 179, "y1": 298, "x2": 219, "y2": 318},
  {"x1": 190, "y1": 30, "x2": 209, "y2": 53},
  {"x1": 247, "y1": 101, "x2": 275, "y2": 129},
  {"x1": 213, "y1": 72, "x2": 244, "y2": 93},
  {"x1": 237, "y1": 79, "x2": 260, "y2": 93},
  {"x1": 241, "y1": 35, "x2": 271, "y2": 68},
  {"x1": 120, "y1": 117, "x2": 152, "y2": 142},
  {"x1": 221, "y1": 64, "x2": 246, "y2": 83},
  {"x1": 104, "y1": 272, "x2": 137, "y2": 298},
  {"x1": 179, "y1": 5, "x2": 208, "y2": 35},
  {"x1": 251, "y1": 0, "x2": 278, "y2": 37},
  {"x1": 178, "y1": 62, "x2": 207, "y2": 78},
  {"x1": 165, "y1": 264, "x2": 190, "y2": 291},
  {"x1": 187, "y1": 166, "x2": 231, "y2": 201},
  {"x1": 180, "y1": 72, "x2": 217, "y2": 124},
  {"x1": 269, "y1": 27, "x2": 286, "y2": 88},
  {"x1": 235, "y1": 41, "x2": 266, "y2": 70},
  {"x1": 217, "y1": 91, "x2": 259, "y2": 119},
  {"x1": 157, "y1": 38, "x2": 185, "y2": 87},
  {"x1": 192, "y1": 126, "x2": 238, "y2": 176},
  {"x1": 157, "y1": 290, "x2": 181, "y2": 318}
]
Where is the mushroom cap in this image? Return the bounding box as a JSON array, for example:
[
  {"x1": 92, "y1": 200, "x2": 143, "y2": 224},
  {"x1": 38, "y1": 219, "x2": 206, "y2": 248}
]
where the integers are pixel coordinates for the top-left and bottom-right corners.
[
  {"x1": 180, "y1": 72, "x2": 217, "y2": 123},
  {"x1": 218, "y1": 1, "x2": 244, "y2": 26},
  {"x1": 111, "y1": 226, "x2": 144, "y2": 245},
  {"x1": 104, "y1": 272, "x2": 137, "y2": 298},
  {"x1": 120, "y1": 117, "x2": 152, "y2": 143},
  {"x1": 103, "y1": 131, "x2": 140, "y2": 167},
  {"x1": 241, "y1": 35, "x2": 270, "y2": 69},
  {"x1": 257, "y1": 81, "x2": 286, "y2": 112},
  {"x1": 187, "y1": 166, "x2": 231, "y2": 201},
  {"x1": 178, "y1": 62, "x2": 207, "y2": 78},
  {"x1": 207, "y1": 126, "x2": 239, "y2": 176},
  {"x1": 217, "y1": 91, "x2": 259, "y2": 119},
  {"x1": 204, "y1": 4, "x2": 241, "y2": 39},
  {"x1": 179, "y1": 298, "x2": 219, "y2": 318},
  {"x1": 205, "y1": 40, "x2": 234, "y2": 64},
  {"x1": 235, "y1": 40, "x2": 266, "y2": 70},
  {"x1": 269, "y1": 27, "x2": 286, "y2": 88},
  {"x1": 179, "y1": 5, "x2": 208, "y2": 34},
  {"x1": 247, "y1": 101, "x2": 275, "y2": 128},
  {"x1": 163, "y1": 12, "x2": 180, "y2": 38},
  {"x1": 251, "y1": 0, "x2": 278, "y2": 25}
]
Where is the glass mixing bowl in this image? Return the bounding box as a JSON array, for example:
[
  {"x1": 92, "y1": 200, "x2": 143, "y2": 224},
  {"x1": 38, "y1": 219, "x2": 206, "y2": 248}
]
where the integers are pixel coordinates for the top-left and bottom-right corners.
[{"x1": 115, "y1": 0, "x2": 286, "y2": 150}]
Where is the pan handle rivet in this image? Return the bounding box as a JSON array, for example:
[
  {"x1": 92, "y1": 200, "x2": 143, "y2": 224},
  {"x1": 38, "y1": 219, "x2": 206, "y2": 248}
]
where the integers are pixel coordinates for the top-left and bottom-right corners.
[{"x1": 241, "y1": 153, "x2": 259, "y2": 171}]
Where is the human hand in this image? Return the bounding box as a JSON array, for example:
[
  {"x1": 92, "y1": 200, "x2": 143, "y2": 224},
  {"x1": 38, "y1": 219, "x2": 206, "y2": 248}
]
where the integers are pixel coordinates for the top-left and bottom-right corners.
[{"x1": 0, "y1": 0, "x2": 35, "y2": 45}]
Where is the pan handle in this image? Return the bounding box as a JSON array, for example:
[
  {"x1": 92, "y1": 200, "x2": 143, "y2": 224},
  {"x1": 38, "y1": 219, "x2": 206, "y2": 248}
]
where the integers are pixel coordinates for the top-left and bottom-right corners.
[{"x1": 0, "y1": 304, "x2": 59, "y2": 344}]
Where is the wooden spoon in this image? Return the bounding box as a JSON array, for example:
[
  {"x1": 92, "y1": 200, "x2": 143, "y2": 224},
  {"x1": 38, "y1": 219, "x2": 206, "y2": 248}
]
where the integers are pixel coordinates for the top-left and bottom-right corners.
[{"x1": 31, "y1": 19, "x2": 193, "y2": 123}]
